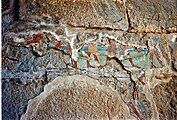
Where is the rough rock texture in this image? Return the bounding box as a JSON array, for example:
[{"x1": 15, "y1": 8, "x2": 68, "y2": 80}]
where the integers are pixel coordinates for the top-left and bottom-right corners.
[
  {"x1": 126, "y1": 0, "x2": 177, "y2": 32},
  {"x1": 2, "y1": 0, "x2": 177, "y2": 120},
  {"x1": 2, "y1": 78, "x2": 46, "y2": 120},
  {"x1": 21, "y1": 75, "x2": 135, "y2": 120},
  {"x1": 19, "y1": 0, "x2": 128, "y2": 30},
  {"x1": 152, "y1": 76, "x2": 177, "y2": 120}
]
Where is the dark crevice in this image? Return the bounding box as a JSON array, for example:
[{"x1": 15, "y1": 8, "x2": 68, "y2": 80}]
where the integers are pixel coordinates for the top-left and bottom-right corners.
[
  {"x1": 30, "y1": 47, "x2": 46, "y2": 57},
  {"x1": 13, "y1": 0, "x2": 20, "y2": 21},
  {"x1": 139, "y1": 33, "x2": 147, "y2": 41},
  {"x1": 125, "y1": 6, "x2": 132, "y2": 30},
  {"x1": 43, "y1": 70, "x2": 49, "y2": 85},
  {"x1": 108, "y1": 56, "x2": 136, "y2": 100},
  {"x1": 172, "y1": 61, "x2": 177, "y2": 72},
  {"x1": 7, "y1": 57, "x2": 19, "y2": 61}
]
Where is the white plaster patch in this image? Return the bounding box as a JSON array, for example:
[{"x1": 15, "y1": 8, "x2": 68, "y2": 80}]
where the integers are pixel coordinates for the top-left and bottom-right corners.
[
  {"x1": 171, "y1": 35, "x2": 177, "y2": 42},
  {"x1": 14, "y1": 37, "x2": 25, "y2": 42}
]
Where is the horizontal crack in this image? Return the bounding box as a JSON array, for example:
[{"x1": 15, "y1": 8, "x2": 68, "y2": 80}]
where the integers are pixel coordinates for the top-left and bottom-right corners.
[
  {"x1": 67, "y1": 23, "x2": 124, "y2": 31},
  {"x1": 68, "y1": 23, "x2": 177, "y2": 34},
  {"x1": 128, "y1": 28, "x2": 177, "y2": 34},
  {"x1": 7, "y1": 57, "x2": 19, "y2": 61}
]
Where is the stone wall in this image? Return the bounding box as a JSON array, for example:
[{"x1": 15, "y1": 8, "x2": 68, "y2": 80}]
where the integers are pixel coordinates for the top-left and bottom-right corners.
[{"x1": 2, "y1": 0, "x2": 177, "y2": 120}]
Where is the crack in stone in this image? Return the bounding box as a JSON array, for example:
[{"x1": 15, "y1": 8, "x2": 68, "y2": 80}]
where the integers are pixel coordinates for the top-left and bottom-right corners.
[
  {"x1": 109, "y1": 56, "x2": 136, "y2": 100},
  {"x1": 112, "y1": 73, "x2": 143, "y2": 120},
  {"x1": 7, "y1": 57, "x2": 19, "y2": 61},
  {"x1": 68, "y1": 23, "x2": 177, "y2": 34},
  {"x1": 67, "y1": 23, "x2": 124, "y2": 31},
  {"x1": 128, "y1": 28, "x2": 177, "y2": 34},
  {"x1": 123, "y1": 0, "x2": 132, "y2": 30}
]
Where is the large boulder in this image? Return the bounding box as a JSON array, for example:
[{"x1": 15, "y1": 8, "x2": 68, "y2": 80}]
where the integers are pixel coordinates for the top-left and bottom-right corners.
[{"x1": 21, "y1": 75, "x2": 135, "y2": 120}]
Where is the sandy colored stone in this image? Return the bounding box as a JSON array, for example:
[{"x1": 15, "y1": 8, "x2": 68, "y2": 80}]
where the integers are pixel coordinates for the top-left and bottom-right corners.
[
  {"x1": 125, "y1": 0, "x2": 177, "y2": 32},
  {"x1": 2, "y1": 0, "x2": 177, "y2": 120},
  {"x1": 19, "y1": 0, "x2": 128, "y2": 30},
  {"x1": 152, "y1": 77, "x2": 177, "y2": 120},
  {"x1": 19, "y1": 0, "x2": 177, "y2": 32},
  {"x1": 21, "y1": 75, "x2": 135, "y2": 120}
]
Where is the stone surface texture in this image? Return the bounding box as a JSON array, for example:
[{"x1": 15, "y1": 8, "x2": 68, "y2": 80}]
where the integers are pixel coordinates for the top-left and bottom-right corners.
[
  {"x1": 2, "y1": 0, "x2": 177, "y2": 120},
  {"x1": 21, "y1": 75, "x2": 135, "y2": 120}
]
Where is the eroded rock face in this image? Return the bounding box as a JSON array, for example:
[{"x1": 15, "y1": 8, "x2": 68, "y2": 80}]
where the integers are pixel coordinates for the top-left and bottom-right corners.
[
  {"x1": 152, "y1": 77, "x2": 177, "y2": 120},
  {"x1": 2, "y1": 78, "x2": 46, "y2": 120},
  {"x1": 19, "y1": 0, "x2": 177, "y2": 32},
  {"x1": 2, "y1": 0, "x2": 177, "y2": 120},
  {"x1": 20, "y1": 75, "x2": 135, "y2": 120},
  {"x1": 19, "y1": 0, "x2": 128, "y2": 30},
  {"x1": 126, "y1": 0, "x2": 177, "y2": 32}
]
